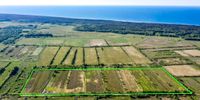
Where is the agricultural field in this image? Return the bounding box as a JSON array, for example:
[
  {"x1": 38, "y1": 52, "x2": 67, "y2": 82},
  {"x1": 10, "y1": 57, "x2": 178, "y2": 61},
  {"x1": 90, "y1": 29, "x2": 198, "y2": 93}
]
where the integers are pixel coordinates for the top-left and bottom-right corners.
[
  {"x1": 74, "y1": 48, "x2": 84, "y2": 66},
  {"x1": 32, "y1": 47, "x2": 43, "y2": 56},
  {"x1": 16, "y1": 38, "x2": 65, "y2": 46},
  {"x1": 1, "y1": 16, "x2": 200, "y2": 100},
  {"x1": 0, "y1": 62, "x2": 21, "y2": 94},
  {"x1": 189, "y1": 57, "x2": 200, "y2": 65},
  {"x1": 142, "y1": 50, "x2": 181, "y2": 59},
  {"x1": 136, "y1": 37, "x2": 194, "y2": 49},
  {"x1": 35, "y1": 25, "x2": 74, "y2": 36},
  {"x1": 122, "y1": 46, "x2": 151, "y2": 64},
  {"x1": 63, "y1": 48, "x2": 76, "y2": 65},
  {"x1": 21, "y1": 68, "x2": 189, "y2": 96},
  {"x1": 52, "y1": 47, "x2": 70, "y2": 65},
  {"x1": 175, "y1": 49, "x2": 200, "y2": 57},
  {"x1": 37, "y1": 47, "x2": 59, "y2": 66},
  {"x1": 0, "y1": 61, "x2": 9, "y2": 68},
  {"x1": 25, "y1": 70, "x2": 52, "y2": 93},
  {"x1": 86, "y1": 39, "x2": 108, "y2": 46},
  {"x1": 97, "y1": 47, "x2": 132, "y2": 65},
  {"x1": 164, "y1": 65, "x2": 200, "y2": 77},
  {"x1": 155, "y1": 58, "x2": 192, "y2": 66},
  {"x1": 179, "y1": 77, "x2": 200, "y2": 95},
  {"x1": 175, "y1": 49, "x2": 200, "y2": 66},
  {"x1": 84, "y1": 48, "x2": 98, "y2": 65}
]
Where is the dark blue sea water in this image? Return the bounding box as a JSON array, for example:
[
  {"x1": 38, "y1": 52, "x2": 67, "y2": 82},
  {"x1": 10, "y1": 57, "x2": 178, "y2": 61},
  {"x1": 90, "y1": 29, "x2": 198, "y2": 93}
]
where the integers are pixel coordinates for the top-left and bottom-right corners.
[{"x1": 0, "y1": 6, "x2": 200, "y2": 25}]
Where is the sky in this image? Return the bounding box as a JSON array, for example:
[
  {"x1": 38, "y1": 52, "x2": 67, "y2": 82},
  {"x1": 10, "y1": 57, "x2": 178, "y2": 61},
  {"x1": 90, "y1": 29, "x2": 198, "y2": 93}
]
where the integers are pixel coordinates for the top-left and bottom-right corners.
[{"x1": 0, "y1": 0, "x2": 200, "y2": 6}]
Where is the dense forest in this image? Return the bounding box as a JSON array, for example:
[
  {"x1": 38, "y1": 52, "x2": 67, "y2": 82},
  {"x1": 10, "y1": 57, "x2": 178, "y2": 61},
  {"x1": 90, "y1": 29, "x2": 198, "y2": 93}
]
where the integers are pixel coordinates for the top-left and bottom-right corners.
[
  {"x1": 0, "y1": 26, "x2": 23, "y2": 44},
  {"x1": 75, "y1": 22, "x2": 200, "y2": 40},
  {"x1": 0, "y1": 14, "x2": 200, "y2": 41}
]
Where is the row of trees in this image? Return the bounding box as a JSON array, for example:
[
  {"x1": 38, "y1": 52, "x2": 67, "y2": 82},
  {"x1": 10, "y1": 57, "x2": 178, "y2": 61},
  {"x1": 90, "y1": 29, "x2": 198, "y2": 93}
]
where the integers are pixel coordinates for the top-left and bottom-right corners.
[{"x1": 75, "y1": 22, "x2": 200, "y2": 40}]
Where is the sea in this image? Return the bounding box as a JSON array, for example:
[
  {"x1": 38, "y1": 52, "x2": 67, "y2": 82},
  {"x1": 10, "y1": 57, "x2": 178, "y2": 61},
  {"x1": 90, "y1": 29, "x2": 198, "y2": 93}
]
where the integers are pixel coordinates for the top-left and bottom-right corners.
[{"x1": 0, "y1": 6, "x2": 200, "y2": 25}]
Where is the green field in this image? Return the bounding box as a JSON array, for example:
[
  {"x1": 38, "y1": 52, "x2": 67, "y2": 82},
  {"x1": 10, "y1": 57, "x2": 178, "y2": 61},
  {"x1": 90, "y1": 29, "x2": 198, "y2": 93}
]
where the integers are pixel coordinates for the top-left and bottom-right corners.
[
  {"x1": 38, "y1": 47, "x2": 59, "y2": 66},
  {"x1": 84, "y1": 48, "x2": 98, "y2": 65},
  {"x1": 52, "y1": 47, "x2": 71, "y2": 65},
  {"x1": 97, "y1": 47, "x2": 132, "y2": 65}
]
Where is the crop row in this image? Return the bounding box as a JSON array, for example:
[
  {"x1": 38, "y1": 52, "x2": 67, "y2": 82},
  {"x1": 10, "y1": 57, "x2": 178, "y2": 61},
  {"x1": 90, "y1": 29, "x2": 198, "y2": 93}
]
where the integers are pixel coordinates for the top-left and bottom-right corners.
[{"x1": 38, "y1": 46, "x2": 152, "y2": 67}]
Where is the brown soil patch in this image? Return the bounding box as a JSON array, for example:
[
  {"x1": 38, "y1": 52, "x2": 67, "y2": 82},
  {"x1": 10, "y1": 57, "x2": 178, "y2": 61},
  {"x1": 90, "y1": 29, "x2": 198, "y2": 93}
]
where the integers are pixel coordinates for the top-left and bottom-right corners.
[
  {"x1": 164, "y1": 65, "x2": 200, "y2": 76},
  {"x1": 183, "y1": 50, "x2": 200, "y2": 57}
]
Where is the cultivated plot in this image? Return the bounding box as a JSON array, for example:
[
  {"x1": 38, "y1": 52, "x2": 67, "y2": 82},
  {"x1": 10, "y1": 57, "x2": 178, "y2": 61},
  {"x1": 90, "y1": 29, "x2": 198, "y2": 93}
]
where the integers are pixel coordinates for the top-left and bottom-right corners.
[
  {"x1": 97, "y1": 47, "x2": 132, "y2": 65},
  {"x1": 122, "y1": 46, "x2": 151, "y2": 64},
  {"x1": 52, "y1": 47, "x2": 70, "y2": 65},
  {"x1": 37, "y1": 47, "x2": 59, "y2": 66},
  {"x1": 164, "y1": 65, "x2": 200, "y2": 77},
  {"x1": 87, "y1": 39, "x2": 108, "y2": 47},
  {"x1": 175, "y1": 50, "x2": 200, "y2": 57},
  {"x1": 20, "y1": 68, "x2": 191, "y2": 96},
  {"x1": 84, "y1": 48, "x2": 98, "y2": 65}
]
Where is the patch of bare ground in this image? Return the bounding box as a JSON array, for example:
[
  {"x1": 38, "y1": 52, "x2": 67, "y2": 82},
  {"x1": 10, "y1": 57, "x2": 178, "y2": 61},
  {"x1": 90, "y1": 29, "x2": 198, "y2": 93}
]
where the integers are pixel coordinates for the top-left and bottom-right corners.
[
  {"x1": 117, "y1": 70, "x2": 142, "y2": 92},
  {"x1": 182, "y1": 50, "x2": 200, "y2": 57},
  {"x1": 164, "y1": 65, "x2": 200, "y2": 76},
  {"x1": 87, "y1": 39, "x2": 108, "y2": 46}
]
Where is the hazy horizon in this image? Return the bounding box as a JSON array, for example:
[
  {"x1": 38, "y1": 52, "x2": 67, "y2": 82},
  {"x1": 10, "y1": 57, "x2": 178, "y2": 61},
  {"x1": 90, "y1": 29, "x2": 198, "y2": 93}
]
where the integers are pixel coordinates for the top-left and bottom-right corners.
[{"x1": 0, "y1": 6, "x2": 200, "y2": 25}]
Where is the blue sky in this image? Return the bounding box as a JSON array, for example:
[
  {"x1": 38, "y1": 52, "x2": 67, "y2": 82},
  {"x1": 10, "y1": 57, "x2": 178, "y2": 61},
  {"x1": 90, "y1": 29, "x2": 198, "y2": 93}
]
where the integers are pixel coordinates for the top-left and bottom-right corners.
[{"x1": 0, "y1": 0, "x2": 199, "y2": 6}]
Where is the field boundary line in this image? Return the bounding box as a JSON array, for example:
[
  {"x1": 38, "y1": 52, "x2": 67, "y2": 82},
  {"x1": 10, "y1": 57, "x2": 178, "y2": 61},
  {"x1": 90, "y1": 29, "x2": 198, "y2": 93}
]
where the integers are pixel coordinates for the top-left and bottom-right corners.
[
  {"x1": 161, "y1": 67, "x2": 193, "y2": 94},
  {"x1": 19, "y1": 67, "x2": 192, "y2": 96},
  {"x1": 20, "y1": 69, "x2": 35, "y2": 95}
]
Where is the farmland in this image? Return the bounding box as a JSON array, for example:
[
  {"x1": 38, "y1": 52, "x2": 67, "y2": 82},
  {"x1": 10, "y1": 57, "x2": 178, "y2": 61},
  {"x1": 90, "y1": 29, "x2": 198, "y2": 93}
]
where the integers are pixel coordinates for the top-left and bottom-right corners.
[
  {"x1": 37, "y1": 47, "x2": 59, "y2": 66},
  {"x1": 52, "y1": 47, "x2": 70, "y2": 65},
  {"x1": 97, "y1": 47, "x2": 132, "y2": 65},
  {"x1": 63, "y1": 48, "x2": 76, "y2": 65},
  {"x1": 84, "y1": 48, "x2": 98, "y2": 65},
  {"x1": 164, "y1": 65, "x2": 200, "y2": 77},
  {"x1": 21, "y1": 68, "x2": 188, "y2": 96},
  {"x1": 1, "y1": 14, "x2": 200, "y2": 99},
  {"x1": 122, "y1": 46, "x2": 151, "y2": 64}
]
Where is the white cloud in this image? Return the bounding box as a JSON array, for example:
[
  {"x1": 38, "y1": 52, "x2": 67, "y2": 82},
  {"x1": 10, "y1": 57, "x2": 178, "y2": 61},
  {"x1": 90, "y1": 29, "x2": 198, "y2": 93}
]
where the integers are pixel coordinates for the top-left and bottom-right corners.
[{"x1": 0, "y1": 0, "x2": 200, "y2": 6}]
